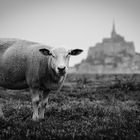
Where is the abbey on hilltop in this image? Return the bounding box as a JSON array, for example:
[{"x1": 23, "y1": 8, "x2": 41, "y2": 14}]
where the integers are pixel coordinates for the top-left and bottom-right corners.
[{"x1": 74, "y1": 22, "x2": 140, "y2": 73}]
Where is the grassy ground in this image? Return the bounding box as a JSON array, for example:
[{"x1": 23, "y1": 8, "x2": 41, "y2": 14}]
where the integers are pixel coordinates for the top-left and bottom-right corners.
[{"x1": 0, "y1": 74, "x2": 140, "y2": 140}]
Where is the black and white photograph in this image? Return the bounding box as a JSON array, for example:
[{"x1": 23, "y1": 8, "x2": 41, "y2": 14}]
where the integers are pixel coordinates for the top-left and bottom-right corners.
[{"x1": 0, "y1": 0, "x2": 140, "y2": 139}]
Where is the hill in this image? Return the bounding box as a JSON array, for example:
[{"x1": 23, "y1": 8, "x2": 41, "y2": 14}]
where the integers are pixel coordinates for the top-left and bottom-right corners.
[{"x1": 74, "y1": 23, "x2": 140, "y2": 74}]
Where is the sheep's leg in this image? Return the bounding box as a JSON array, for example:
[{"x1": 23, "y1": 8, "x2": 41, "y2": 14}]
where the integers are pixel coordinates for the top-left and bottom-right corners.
[
  {"x1": 31, "y1": 89, "x2": 41, "y2": 121},
  {"x1": 0, "y1": 104, "x2": 4, "y2": 118},
  {"x1": 39, "y1": 97, "x2": 48, "y2": 119},
  {"x1": 39, "y1": 90, "x2": 50, "y2": 119}
]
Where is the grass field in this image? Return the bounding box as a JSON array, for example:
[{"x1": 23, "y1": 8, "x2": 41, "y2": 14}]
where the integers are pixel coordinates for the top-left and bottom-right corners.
[{"x1": 0, "y1": 74, "x2": 140, "y2": 140}]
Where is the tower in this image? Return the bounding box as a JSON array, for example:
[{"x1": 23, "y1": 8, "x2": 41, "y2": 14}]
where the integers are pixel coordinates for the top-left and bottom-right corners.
[{"x1": 111, "y1": 20, "x2": 117, "y2": 38}]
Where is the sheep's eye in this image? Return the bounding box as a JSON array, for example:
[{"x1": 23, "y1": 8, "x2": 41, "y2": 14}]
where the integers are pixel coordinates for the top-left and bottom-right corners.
[
  {"x1": 66, "y1": 51, "x2": 71, "y2": 57},
  {"x1": 51, "y1": 53, "x2": 56, "y2": 58},
  {"x1": 66, "y1": 54, "x2": 70, "y2": 58}
]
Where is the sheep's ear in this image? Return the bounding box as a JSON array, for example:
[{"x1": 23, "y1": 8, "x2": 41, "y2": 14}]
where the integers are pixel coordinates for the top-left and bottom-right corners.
[
  {"x1": 39, "y1": 48, "x2": 52, "y2": 56},
  {"x1": 68, "y1": 49, "x2": 83, "y2": 56}
]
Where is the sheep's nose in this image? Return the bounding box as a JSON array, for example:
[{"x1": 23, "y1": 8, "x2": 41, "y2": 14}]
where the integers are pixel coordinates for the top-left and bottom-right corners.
[{"x1": 58, "y1": 66, "x2": 66, "y2": 72}]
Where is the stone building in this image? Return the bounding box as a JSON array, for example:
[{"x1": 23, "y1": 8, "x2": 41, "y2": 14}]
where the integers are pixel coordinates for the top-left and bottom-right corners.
[{"x1": 75, "y1": 22, "x2": 140, "y2": 73}]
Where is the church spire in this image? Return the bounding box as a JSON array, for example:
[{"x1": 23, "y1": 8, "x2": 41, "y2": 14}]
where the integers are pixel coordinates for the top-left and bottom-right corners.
[{"x1": 111, "y1": 20, "x2": 117, "y2": 38}]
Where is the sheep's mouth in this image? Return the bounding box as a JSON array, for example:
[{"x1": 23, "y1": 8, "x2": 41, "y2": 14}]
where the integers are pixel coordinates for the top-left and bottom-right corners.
[{"x1": 58, "y1": 71, "x2": 66, "y2": 76}]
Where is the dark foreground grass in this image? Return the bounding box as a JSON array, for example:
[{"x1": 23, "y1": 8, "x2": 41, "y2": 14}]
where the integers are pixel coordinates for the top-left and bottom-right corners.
[{"x1": 0, "y1": 74, "x2": 140, "y2": 140}]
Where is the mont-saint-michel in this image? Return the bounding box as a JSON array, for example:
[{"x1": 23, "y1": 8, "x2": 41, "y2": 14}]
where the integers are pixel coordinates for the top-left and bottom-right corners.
[{"x1": 73, "y1": 23, "x2": 140, "y2": 74}]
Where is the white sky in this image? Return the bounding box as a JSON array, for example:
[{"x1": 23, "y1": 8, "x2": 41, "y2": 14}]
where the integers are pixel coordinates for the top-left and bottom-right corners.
[{"x1": 0, "y1": 0, "x2": 140, "y2": 66}]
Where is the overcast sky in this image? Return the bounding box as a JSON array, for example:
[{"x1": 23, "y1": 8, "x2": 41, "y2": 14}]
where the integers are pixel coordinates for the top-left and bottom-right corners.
[{"x1": 0, "y1": 0, "x2": 140, "y2": 66}]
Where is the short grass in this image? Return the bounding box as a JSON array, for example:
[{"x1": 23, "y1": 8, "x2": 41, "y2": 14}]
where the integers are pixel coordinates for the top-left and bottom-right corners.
[{"x1": 0, "y1": 74, "x2": 140, "y2": 140}]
